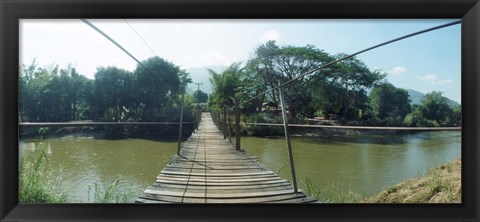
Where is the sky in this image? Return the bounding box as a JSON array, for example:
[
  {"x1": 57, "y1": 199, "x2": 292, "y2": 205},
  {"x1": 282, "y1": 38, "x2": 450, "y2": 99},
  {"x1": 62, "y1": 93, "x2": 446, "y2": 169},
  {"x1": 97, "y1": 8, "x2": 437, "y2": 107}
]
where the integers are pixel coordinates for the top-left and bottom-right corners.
[{"x1": 20, "y1": 19, "x2": 461, "y2": 103}]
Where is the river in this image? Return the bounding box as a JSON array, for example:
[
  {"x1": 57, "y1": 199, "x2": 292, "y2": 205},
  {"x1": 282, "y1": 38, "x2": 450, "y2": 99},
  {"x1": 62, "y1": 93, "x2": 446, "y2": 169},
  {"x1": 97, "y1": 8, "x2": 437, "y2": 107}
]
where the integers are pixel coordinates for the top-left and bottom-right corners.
[{"x1": 19, "y1": 131, "x2": 461, "y2": 203}]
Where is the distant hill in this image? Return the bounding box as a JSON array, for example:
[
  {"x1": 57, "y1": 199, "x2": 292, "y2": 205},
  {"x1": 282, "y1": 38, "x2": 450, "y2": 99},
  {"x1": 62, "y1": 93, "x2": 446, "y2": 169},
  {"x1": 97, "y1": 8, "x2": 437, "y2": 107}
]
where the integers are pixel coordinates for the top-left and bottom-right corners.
[
  {"x1": 185, "y1": 65, "x2": 225, "y2": 95},
  {"x1": 406, "y1": 89, "x2": 460, "y2": 108}
]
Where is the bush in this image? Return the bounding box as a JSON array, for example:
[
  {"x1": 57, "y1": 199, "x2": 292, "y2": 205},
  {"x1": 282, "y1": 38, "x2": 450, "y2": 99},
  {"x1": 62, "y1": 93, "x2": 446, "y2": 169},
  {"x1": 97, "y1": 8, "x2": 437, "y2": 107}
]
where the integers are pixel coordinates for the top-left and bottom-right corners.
[{"x1": 404, "y1": 108, "x2": 436, "y2": 127}]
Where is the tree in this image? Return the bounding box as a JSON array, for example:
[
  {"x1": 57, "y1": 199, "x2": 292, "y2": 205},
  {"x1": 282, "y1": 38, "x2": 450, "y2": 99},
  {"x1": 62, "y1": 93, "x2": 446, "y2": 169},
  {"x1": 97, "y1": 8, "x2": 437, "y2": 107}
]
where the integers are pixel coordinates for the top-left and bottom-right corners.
[
  {"x1": 310, "y1": 54, "x2": 385, "y2": 120},
  {"x1": 404, "y1": 91, "x2": 459, "y2": 127},
  {"x1": 208, "y1": 63, "x2": 244, "y2": 110},
  {"x1": 404, "y1": 105, "x2": 434, "y2": 127},
  {"x1": 418, "y1": 91, "x2": 455, "y2": 126},
  {"x1": 246, "y1": 41, "x2": 334, "y2": 118},
  {"x1": 134, "y1": 57, "x2": 181, "y2": 121},
  {"x1": 92, "y1": 66, "x2": 136, "y2": 121},
  {"x1": 19, "y1": 63, "x2": 90, "y2": 122},
  {"x1": 369, "y1": 82, "x2": 411, "y2": 125},
  {"x1": 192, "y1": 90, "x2": 208, "y2": 103}
]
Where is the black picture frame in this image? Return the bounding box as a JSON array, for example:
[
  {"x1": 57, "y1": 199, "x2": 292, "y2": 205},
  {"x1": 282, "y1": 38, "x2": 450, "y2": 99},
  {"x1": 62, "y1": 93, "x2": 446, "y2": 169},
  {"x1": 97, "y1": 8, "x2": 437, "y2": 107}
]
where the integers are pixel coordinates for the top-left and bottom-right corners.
[{"x1": 1, "y1": 0, "x2": 479, "y2": 221}]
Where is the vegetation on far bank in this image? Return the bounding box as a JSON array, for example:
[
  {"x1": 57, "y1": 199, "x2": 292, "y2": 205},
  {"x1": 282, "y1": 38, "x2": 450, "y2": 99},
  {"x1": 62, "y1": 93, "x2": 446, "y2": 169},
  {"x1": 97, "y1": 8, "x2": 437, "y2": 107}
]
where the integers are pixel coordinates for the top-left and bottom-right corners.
[
  {"x1": 207, "y1": 41, "x2": 461, "y2": 137},
  {"x1": 19, "y1": 57, "x2": 209, "y2": 139}
]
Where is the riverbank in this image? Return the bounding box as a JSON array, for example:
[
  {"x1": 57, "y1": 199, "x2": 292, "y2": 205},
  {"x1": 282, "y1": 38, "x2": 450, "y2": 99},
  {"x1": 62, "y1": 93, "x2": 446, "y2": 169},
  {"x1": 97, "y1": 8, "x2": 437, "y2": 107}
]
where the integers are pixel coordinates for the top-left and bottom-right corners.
[
  {"x1": 19, "y1": 125, "x2": 192, "y2": 141},
  {"x1": 364, "y1": 157, "x2": 461, "y2": 203}
]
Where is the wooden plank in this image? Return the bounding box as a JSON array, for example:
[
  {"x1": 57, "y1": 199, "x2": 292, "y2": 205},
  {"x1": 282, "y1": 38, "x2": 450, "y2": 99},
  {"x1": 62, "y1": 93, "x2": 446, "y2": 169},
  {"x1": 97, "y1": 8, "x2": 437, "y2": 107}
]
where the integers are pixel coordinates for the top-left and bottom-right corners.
[
  {"x1": 155, "y1": 178, "x2": 290, "y2": 186},
  {"x1": 156, "y1": 175, "x2": 282, "y2": 183},
  {"x1": 148, "y1": 184, "x2": 295, "y2": 194},
  {"x1": 139, "y1": 192, "x2": 310, "y2": 203},
  {"x1": 160, "y1": 170, "x2": 275, "y2": 177},
  {"x1": 151, "y1": 182, "x2": 293, "y2": 190}
]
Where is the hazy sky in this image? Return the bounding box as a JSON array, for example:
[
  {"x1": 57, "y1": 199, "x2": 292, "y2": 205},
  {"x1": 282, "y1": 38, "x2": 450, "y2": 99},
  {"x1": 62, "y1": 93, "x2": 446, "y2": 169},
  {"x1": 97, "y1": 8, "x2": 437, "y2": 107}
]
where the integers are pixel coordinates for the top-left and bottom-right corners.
[{"x1": 20, "y1": 19, "x2": 461, "y2": 103}]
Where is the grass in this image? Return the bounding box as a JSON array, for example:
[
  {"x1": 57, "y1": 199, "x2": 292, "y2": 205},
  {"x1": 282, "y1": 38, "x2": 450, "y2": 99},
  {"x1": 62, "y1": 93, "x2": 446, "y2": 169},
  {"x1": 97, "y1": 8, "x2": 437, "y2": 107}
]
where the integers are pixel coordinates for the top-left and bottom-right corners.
[
  {"x1": 88, "y1": 178, "x2": 134, "y2": 203},
  {"x1": 365, "y1": 157, "x2": 461, "y2": 203},
  {"x1": 304, "y1": 178, "x2": 363, "y2": 203},
  {"x1": 19, "y1": 143, "x2": 67, "y2": 203}
]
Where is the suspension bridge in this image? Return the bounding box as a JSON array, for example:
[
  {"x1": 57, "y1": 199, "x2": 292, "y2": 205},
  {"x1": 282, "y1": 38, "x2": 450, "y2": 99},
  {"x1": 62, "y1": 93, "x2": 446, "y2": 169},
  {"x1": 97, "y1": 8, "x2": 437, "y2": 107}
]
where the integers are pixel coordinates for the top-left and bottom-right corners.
[{"x1": 135, "y1": 112, "x2": 319, "y2": 203}]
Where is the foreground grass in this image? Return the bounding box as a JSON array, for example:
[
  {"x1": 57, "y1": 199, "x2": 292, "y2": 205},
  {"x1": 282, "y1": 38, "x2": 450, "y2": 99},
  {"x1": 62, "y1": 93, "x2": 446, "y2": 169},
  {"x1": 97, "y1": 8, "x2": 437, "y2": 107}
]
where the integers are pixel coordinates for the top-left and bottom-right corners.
[
  {"x1": 304, "y1": 178, "x2": 363, "y2": 203},
  {"x1": 20, "y1": 142, "x2": 134, "y2": 203},
  {"x1": 365, "y1": 157, "x2": 461, "y2": 203},
  {"x1": 19, "y1": 144, "x2": 67, "y2": 203},
  {"x1": 88, "y1": 178, "x2": 134, "y2": 203}
]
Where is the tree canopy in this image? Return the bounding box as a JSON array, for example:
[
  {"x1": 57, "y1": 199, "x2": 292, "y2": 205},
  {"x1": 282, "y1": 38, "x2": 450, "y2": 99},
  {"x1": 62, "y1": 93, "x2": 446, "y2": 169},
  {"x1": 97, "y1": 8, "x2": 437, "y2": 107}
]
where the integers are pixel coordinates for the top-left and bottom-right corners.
[{"x1": 19, "y1": 56, "x2": 199, "y2": 139}]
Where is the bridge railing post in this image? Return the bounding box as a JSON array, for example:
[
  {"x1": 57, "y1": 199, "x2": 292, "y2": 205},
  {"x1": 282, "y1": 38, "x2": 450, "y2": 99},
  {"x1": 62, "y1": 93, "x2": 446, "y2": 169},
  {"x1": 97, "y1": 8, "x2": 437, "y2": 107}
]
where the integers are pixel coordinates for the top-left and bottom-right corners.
[
  {"x1": 278, "y1": 80, "x2": 298, "y2": 193},
  {"x1": 234, "y1": 98, "x2": 241, "y2": 151},
  {"x1": 227, "y1": 106, "x2": 232, "y2": 143},
  {"x1": 223, "y1": 106, "x2": 227, "y2": 139},
  {"x1": 177, "y1": 93, "x2": 184, "y2": 156}
]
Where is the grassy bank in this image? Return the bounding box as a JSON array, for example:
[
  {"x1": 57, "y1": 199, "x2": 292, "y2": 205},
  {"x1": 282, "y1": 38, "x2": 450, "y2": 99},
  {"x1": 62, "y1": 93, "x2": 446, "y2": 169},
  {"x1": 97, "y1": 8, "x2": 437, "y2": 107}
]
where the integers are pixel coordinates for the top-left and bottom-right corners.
[
  {"x1": 304, "y1": 157, "x2": 461, "y2": 203},
  {"x1": 365, "y1": 157, "x2": 461, "y2": 203}
]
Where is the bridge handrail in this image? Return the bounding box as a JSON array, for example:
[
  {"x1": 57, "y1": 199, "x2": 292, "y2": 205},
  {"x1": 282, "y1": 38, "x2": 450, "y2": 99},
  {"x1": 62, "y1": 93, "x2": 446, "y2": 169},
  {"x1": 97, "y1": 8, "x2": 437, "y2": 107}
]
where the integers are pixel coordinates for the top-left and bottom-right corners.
[{"x1": 18, "y1": 121, "x2": 195, "y2": 128}]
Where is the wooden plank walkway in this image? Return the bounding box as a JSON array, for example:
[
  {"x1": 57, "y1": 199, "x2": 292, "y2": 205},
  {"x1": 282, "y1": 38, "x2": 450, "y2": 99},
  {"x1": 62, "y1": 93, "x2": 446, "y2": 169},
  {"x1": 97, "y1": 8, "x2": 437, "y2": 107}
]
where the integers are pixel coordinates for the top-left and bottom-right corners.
[{"x1": 136, "y1": 112, "x2": 319, "y2": 203}]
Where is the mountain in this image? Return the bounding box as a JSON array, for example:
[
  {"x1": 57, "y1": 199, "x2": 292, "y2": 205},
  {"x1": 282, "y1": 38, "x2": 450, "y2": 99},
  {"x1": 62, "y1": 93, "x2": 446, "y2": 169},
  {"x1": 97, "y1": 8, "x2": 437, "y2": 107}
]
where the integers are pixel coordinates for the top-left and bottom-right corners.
[
  {"x1": 185, "y1": 65, "x2": 225, "y2": 95},
  {"x1": 406, "y1": 89, "x2": 425, "y2": 105},
  {"x1": 406, "y1": 89, "x2": 460, "y2": 108}
]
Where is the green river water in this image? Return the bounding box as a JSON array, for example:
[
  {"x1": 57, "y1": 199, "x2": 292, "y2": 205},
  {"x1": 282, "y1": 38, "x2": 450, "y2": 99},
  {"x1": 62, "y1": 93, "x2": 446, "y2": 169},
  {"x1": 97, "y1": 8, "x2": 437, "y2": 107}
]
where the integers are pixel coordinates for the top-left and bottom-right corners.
[{"x1": 19, "y1": 131, "x2": 461, "y2": 203}]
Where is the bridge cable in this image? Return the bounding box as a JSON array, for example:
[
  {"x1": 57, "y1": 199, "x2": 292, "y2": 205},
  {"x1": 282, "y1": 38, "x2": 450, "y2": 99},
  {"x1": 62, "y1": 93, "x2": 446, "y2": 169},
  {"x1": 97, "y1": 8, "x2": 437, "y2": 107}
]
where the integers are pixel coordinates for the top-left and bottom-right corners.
[
  {"x1": 124, "y1": 19, "x2": 159, "y2": 58},
  {"x1": 241, "y1": 20, "x2": 461, "y2": 105},
  {"x1": 81, "y1": 19, "x2": 165, "y2": 85}
]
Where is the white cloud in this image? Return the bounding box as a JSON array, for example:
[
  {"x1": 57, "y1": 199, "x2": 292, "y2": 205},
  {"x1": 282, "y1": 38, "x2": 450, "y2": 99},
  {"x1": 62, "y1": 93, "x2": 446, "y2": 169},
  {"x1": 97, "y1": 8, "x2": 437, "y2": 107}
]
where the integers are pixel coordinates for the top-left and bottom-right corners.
[
  {"x1": 260, "y1": 30, "x2": 281, "y2": 43},
  {"x1": 419, "y1": 74, "x2": 452, "y2": 85},
  {"x1": 388, "y1": 66, "x2": 406, "y2": 75},
  {"x1": 198, "y1": 50, "x2": 233, "y2": 66}
]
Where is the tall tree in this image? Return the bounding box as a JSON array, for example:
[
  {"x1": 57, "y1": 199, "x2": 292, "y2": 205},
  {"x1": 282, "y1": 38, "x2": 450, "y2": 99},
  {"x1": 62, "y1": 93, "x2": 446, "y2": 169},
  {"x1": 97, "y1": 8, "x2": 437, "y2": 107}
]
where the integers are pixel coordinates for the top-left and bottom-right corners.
[
  {"x1": 418, "y1": 91, "x2": 454, "y2": 126},
  {"x1": 192, "y1": 90, "x2": 208, "y2": 103},
  {"x1": 246, "y1": 41, "x2": 334, "y2": 117},
  {"x1": 369, "y1": 82, "x2": 411, "y2": 123},
  {"x1": 311, "y1": 54, "x2": 385, "y2": 120},
  {"x1": 134, "y1": 57, "x2": 181, "y2": 121},
  {"x1": 208, "y1": 63, "x2": 244, "y2": 110},
  {"x1": 92, "y1": 66, "x2": 135, "y2": 121}
]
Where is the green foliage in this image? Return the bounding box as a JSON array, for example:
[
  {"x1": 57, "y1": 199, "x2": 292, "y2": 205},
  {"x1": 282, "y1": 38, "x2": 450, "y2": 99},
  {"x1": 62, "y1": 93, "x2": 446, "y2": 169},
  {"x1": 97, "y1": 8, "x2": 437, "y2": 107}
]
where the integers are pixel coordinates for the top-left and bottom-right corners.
[
  {"x1": 208, "y1": 62, "x2": 244, "y2": 109},
  {"x1": 310, "y1": 54, "x2": 386, "y2": 120},
  {"x1": 19, "y1": 143, "x2": 68, "y2": 203},
  {"x1": 419, "y1": 91, "x2": 456, "y2": 126},
  {"x1": 89, "y1": 178, "x2": 133, "y2": 203},
  {"x1": 369, "y1": 83, "x2": 411, "y2": 126},
  {"x1": 192, "y1": 90, "x2": 208, "y2": 103},
  {"x1": 241, "y1": 113, "x2": 283, "y2": 136},
  {"x1": 246, "y1": 41, "x2": 334, "y2": 118},
  {"x1": 19, "y1": 63, "x2": 90, "y2": 122},
  {"x1": 404, "y1": 106, "x2": 436, "y2": 127},
  {"x1": 304, "y1": 178, "x2": 362, "y2": 203},
  {"x1": 403, "y1": 92, "x2": 460, "y2": 127},
  {"x1": 19, "y1": 56, "x2": 197, "y2": 139}
]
